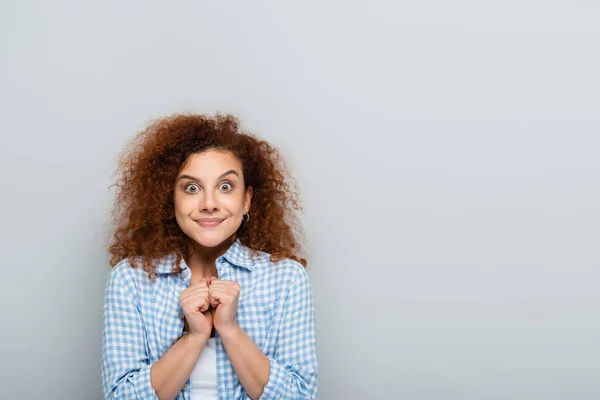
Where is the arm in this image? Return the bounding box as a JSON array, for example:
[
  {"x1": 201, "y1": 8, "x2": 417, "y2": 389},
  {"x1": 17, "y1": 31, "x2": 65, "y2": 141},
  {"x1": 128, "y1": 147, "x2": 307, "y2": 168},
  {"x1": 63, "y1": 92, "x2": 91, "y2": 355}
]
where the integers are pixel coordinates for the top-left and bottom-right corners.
[
  {"x1": 218, "y1": 267, "x2": 318, "y2": 400},
  {"x1": 102, "y1": 270, "x2": 208, "y2": 399},
  {"x1": 150, "y1": 333, "x2": 208, "y2": 400},
  {"x1": 258, "y1": 267, "x2": 319, "y2": 399},
  {"x1": 218, "y1": 325, "x2": 270, "y2": 399},
  {"x1": 208, "y1": 277, "x2": 270, "y2": 399}
]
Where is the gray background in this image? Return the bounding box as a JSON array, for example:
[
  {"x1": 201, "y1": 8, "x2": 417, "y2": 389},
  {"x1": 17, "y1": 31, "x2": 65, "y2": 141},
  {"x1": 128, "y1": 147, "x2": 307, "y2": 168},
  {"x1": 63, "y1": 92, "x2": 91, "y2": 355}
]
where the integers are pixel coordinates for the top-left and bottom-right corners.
[{"x1": 1, "y1": 1, "x2": 599, "y2": 399}]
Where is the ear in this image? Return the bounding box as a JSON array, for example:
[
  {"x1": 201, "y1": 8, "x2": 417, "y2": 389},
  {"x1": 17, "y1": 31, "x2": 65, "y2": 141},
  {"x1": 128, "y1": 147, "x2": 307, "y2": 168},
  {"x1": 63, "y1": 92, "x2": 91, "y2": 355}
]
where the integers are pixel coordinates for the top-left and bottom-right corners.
[{"x1": 244, "y1": 186, "x2": 253, "y2": 212}]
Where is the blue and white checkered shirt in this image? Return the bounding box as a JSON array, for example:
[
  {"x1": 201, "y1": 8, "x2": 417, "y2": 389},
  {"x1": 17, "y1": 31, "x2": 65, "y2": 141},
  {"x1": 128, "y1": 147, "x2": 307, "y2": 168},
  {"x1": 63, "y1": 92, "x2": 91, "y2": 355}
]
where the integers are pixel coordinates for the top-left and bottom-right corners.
[{"x1": 102, "y1": 239, "x2": 318, "y2": 399}]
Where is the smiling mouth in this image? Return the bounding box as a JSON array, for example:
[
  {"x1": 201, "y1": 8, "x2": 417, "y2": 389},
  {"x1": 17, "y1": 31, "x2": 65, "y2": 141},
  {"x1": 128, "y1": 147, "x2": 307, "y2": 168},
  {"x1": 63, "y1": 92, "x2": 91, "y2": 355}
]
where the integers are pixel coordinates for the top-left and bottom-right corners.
[{"x1": 195, "y1": 218, "x2": 225, "y2": 228}]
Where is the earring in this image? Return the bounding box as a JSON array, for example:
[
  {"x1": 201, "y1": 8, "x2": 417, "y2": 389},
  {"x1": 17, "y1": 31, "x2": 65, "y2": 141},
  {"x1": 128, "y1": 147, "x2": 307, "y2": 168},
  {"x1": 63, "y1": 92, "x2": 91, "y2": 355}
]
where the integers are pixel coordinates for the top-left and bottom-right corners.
[{"x1": 243, "y1": 212, "x2": 250, "y2": 223}]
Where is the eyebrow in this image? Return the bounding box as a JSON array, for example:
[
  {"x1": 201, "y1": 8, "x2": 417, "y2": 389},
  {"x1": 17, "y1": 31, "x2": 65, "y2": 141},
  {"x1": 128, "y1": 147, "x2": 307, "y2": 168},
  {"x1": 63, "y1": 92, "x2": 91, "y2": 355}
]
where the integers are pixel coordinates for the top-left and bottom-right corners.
[{"x1": 177, "y1": 169, "x2": 239, "y2": 183}]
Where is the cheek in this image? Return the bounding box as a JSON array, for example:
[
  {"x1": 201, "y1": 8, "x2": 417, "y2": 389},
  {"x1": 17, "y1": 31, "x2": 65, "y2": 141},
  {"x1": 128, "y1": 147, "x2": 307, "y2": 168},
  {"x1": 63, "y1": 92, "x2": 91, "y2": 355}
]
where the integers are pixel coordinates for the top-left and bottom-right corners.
[
  {"x1": 173, "y1": 196, "x2": 193, "y2": 216},
  {"x1": 221, "y1": 195, "x2": 245, "y2": 212},
  {"x1": 232, "y1": 202, "x2": 246, "y2": 216}
]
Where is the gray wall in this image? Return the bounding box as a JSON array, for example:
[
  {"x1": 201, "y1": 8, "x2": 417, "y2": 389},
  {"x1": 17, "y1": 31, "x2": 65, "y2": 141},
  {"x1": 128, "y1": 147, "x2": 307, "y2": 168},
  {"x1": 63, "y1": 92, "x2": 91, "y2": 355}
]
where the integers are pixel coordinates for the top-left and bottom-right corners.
[{"x1": 1, "y1": 1, "x2": 598, "y2": 399}]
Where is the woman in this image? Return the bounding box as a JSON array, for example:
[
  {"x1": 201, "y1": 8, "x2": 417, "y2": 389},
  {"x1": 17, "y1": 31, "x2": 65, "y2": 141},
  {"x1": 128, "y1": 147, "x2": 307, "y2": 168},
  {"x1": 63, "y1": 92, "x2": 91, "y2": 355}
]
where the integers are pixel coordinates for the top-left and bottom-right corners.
[{"x1": 102, "y1": 113, "x2": 318, "y2": 399}]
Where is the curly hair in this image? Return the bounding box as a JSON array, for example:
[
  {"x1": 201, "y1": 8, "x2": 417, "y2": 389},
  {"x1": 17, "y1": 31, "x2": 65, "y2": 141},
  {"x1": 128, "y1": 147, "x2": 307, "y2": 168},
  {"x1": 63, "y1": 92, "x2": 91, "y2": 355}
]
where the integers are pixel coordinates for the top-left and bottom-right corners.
[{"x1": 108, "y1": 113, "x2": 306, "y2": 279}]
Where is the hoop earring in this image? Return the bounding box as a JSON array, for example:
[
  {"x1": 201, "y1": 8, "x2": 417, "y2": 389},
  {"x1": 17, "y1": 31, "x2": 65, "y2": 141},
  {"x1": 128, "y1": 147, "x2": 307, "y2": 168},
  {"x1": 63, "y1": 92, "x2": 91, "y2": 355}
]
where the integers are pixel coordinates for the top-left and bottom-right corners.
[{"x1": 243, "y1": 213, "x2": 250, "y2": 223}]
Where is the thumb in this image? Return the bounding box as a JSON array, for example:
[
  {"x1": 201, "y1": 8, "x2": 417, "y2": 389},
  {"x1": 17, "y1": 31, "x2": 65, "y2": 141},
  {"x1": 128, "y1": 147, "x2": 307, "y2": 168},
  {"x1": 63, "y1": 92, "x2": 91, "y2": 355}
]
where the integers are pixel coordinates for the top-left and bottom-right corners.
[
  {"x1": 209, "y1": 291, "x2": 220, "y2": 308},
  {"x1": 191, "y1": 278, "x2": 206, "y2": 286}
]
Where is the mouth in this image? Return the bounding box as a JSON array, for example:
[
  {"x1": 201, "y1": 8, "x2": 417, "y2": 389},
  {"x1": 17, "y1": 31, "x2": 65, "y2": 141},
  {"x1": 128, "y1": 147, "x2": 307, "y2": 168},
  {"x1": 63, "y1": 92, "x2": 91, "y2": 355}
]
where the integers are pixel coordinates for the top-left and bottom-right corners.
[{"x1": 195, "y1": 218, "x2": 226, "y2": 228}]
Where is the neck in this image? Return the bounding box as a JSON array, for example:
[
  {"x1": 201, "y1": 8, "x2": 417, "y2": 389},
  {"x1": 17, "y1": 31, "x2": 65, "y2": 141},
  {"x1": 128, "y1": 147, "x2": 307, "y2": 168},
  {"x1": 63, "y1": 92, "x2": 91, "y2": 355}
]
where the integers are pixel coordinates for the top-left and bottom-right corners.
[{"x1": 185, "y1": 235, "x2": 236, "y2": 281}]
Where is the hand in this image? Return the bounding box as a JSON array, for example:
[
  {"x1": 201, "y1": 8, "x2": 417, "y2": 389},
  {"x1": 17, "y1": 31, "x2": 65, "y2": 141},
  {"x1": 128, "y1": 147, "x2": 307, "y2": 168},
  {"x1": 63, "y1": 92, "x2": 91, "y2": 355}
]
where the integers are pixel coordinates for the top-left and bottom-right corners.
[
  {"x1": 179, "y1": 279, "x2": 213, "y2": 340},
  {"x1": 208, "y1": 277, "x2": 241, "y2": 334}
]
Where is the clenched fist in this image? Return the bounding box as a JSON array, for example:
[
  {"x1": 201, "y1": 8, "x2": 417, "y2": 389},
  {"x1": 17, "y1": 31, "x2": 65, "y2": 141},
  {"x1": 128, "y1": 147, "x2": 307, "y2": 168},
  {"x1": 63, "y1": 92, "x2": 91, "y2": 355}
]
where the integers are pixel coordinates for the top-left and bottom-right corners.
[
  {"x1": 208, "y1": 277, "x2": 241, "y2": 334},
  {"x1": 179, "y1": 279, "x2": 213, "y2": 341}
]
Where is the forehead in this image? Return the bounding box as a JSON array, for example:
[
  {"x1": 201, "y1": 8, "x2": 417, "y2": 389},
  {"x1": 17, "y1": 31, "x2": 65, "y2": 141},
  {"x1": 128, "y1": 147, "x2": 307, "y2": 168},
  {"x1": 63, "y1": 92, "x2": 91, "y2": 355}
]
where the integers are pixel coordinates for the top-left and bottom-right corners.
[{"x1": 178, "y1": 149, "x2": 242, "y2": 177}]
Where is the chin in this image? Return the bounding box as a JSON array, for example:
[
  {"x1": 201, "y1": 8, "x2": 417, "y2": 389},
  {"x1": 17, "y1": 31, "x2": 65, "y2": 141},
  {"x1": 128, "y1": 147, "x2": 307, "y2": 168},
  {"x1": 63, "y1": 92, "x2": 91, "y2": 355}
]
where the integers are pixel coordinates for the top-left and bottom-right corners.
[{"x1": 191, "y1": 233, "x2": 234, "y2": 249}]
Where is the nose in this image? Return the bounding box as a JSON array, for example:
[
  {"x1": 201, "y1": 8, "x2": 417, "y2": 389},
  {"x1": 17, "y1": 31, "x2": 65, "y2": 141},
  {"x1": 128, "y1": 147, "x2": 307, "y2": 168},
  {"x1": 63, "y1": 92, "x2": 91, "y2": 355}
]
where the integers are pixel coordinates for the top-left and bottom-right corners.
[{"x1": 201, "y1": 190, "x2": 219, "y2": 213}]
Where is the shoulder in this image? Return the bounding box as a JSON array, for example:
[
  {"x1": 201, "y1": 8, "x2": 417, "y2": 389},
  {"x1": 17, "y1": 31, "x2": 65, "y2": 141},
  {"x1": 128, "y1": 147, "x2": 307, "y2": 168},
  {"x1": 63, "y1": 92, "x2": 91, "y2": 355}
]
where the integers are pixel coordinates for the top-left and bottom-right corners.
[
  {"x1": 250, "y1": 251, "x2": 311, "y2": 291},
  {"x1": 248, "y1": 253, "x2": 314, "y2": 314},
  {"x1": 105, "y1": 256, "x2": 154, "y2": 296}
]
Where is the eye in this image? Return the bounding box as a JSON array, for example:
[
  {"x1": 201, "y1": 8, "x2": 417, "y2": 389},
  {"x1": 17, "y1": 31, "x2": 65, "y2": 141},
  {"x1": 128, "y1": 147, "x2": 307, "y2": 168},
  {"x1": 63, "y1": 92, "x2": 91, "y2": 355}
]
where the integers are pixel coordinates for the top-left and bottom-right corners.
[
  {"x1": 219, "y1": 182, "x2": 233, "y2": 192},
  {"x1": 185, "y1": 183, "x2": 200, "y2": 193}
]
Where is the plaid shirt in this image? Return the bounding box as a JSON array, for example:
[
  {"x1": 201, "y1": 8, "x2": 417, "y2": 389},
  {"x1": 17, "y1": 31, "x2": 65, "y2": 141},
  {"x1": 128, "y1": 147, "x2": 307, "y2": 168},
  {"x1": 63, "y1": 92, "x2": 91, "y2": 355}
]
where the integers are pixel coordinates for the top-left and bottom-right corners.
[{"x1": 102, "y1": 239, "x2": 318, "y2": 399}]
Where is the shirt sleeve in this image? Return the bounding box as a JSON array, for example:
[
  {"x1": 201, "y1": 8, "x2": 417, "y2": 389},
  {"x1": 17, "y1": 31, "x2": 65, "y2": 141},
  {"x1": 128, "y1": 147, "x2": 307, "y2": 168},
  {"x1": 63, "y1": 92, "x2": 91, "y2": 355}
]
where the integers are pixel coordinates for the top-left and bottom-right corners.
[
  {"x1": 102, "y1": 267, "x2": 159, "y2": 400},
  {"x1": 258, "y1": 266, "x2": 319, "y2": 400}
]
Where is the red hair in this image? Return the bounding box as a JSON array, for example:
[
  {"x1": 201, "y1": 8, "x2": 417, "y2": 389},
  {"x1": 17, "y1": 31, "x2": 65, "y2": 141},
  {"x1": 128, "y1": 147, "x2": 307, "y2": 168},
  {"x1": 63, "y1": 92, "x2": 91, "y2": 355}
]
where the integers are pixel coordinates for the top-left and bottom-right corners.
[{"x1": 108, "y1": 113, "x2": 305, "y2": 278}]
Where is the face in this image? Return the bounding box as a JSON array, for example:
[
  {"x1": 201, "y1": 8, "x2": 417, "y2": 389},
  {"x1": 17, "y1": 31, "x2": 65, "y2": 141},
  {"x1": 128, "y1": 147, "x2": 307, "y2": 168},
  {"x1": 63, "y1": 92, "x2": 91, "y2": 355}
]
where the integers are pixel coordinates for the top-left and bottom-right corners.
[{"x1": 173, "y1": 149, "x2": 253, "y2": 250}]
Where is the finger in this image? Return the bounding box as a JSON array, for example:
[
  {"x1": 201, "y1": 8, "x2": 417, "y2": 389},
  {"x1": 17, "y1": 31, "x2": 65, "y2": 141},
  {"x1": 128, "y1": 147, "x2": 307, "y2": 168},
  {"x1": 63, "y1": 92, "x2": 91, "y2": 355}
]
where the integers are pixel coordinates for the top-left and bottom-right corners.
[
  {"x1": 181, "y1": 280, "x2": 209, "y2": 295},
  {"x1": 197, "y1": 301, "x2": 210, "y2": 313},
  {"x1": 208, "y1": 291, "x2": 220, "y2": 308},
  {"x1": 209, "y1": 289, "x2": 240, "y2": 306},
  {"x1": 209, "y1": 282, "x2": 239, "y2": 293},
  {"x1": 180, "y1": 297, "x2": 205, "y2": 310},
  {"x1": 188, "y1": 294, "x2": 210, "y2": 308},
  {"x1": 187, "y1": 279, "x2": 208, "y2": 291},
  {"x1": 188, "y1": 285, "x2": 210, "y2": 295},
  {"x1": 223, "y1": 291, "x2": 240, "y2": 303},
  {"x1": 183, "y1": 303, "x2": 209, "y2": 315},
  {"x1": 208, "y1": 283, "x2": 231, "y2": 293},
  {"x1": 211, "y1": 280, "x2": 240, "y2": 291},
  {"x1": 179, "y1": 288, "x2": 208, "y2": 299},
  {"x1": 191, "y1": 279, "x2": 209, "y2": 288},
  {"x1": 211, "y1": 285, "x2": 239, "y2": 296},
  {"x1": 210, "y1": 280, "x2": 240, "y2": 291},
  {"x1": 181, "y1": 293, "x2": 210, "y2": 310},
  {"x1": 209, "y1": 287, "x2": 241, "y2": 303},
  {"x1": 179, "y1": 287, "x2": 209, "y2": 303}
]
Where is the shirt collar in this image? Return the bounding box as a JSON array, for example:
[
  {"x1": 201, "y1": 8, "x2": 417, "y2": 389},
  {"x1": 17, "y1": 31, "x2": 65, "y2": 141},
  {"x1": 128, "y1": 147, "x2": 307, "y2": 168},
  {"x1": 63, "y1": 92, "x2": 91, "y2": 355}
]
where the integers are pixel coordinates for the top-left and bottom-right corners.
[
  {"x1": 152, "y1": 239, "x2": 254, "y2": 274},
  {"x1": 218, "y1": 239, "x2": 254, "y2": 271}
]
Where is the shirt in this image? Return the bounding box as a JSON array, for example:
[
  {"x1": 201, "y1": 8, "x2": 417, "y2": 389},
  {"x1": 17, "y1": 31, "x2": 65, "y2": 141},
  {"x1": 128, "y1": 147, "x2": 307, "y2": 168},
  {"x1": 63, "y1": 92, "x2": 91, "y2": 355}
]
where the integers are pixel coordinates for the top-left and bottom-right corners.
[
  {"x1": 102, "y1": 239, "x2": 318, "y2": 399},
  {"x1": 190, "y1": 337, "x2": 218, "y2": 399}
]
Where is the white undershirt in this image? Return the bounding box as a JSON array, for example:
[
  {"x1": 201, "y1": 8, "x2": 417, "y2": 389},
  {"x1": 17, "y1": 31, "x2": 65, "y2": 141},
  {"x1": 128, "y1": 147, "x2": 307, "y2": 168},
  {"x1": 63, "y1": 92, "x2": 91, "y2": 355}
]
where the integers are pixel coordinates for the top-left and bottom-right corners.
[{"x1": 190, "y1": 337, "x2": 218, "y2": 399}]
